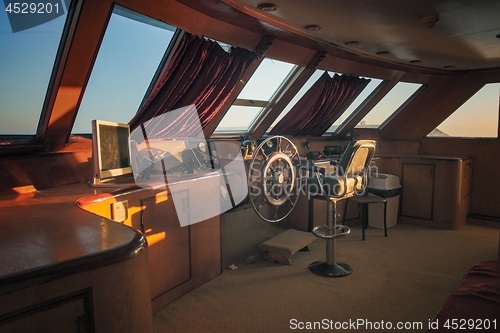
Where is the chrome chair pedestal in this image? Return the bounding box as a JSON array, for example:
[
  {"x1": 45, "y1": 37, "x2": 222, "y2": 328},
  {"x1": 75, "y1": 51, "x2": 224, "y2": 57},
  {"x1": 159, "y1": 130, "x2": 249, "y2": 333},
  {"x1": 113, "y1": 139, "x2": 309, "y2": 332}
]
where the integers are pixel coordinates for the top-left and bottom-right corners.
[
  {"x1": 309, "y1": 200, "x2": 352, "y2": 277},
  {"x1": 304, "y1": 140, "x2": 377, "y2": 278}
]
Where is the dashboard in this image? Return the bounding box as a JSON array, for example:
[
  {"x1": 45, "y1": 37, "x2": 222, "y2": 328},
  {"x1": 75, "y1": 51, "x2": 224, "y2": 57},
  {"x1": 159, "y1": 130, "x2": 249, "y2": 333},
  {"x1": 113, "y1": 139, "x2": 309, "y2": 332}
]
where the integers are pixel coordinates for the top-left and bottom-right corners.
[{"x1": 184, "y1": 140, "x2": 221, "y2": 171}]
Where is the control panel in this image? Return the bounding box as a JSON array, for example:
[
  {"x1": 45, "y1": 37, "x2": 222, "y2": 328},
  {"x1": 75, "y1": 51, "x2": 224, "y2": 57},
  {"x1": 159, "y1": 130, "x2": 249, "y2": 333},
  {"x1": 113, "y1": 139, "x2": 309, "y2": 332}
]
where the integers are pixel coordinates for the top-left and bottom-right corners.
[{"x1": 184, "y1": 140, "x2": 221, "y2": 171}]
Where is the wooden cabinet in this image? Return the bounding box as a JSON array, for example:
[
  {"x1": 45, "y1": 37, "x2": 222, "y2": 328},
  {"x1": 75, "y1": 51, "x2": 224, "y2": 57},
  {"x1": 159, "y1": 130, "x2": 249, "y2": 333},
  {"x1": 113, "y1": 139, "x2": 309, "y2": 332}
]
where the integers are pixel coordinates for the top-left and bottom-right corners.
[
  {"x1": 142, "y1": 191, "x2": 191, "y2": 300},
  {"x1": 377, "y1": 156, "x2": 472, "y2": 229},
  {"x1": 0, "y1": 174, "x2": 222, "y2": 331},
  {"x1": 76, "y1": 173, "x2": 223, "y2": 312},
  {"x1": 0, "y1": 293, "x2": 90, "y2": 333},
  {"x1": 0, "y1": 243, "x2": 153, "y2": 333},
  {"x1": 288, "y1": 156, "x2": 472, "y2": 230},
  {"x1": 401, "y1": 163, "x2": 434, "y2": 220},
  {"x1": 137, "y1": 175, "x2": 222, "y2": 312}
]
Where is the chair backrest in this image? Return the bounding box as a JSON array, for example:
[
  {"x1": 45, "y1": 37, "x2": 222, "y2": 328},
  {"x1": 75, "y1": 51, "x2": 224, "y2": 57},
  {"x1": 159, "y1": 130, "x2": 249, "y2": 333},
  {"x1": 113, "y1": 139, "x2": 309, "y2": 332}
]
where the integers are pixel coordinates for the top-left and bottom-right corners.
[
  {"x1": 306, "y1": 140, "x2": 376, "y2": 199},
  {"x1": 333, "y1": 140, "x2": 376, "y2": 197},
  {"x1": 337, "y1": 140, "x2": 376, "y2": 178}
]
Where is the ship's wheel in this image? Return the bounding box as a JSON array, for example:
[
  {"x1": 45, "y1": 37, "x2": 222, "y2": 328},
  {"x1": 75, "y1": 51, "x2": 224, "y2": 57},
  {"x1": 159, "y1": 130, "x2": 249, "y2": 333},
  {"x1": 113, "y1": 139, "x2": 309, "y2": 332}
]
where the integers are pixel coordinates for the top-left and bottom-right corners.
[{"x1": 247, "y1": 136, "x2": 304, "y2": 222}]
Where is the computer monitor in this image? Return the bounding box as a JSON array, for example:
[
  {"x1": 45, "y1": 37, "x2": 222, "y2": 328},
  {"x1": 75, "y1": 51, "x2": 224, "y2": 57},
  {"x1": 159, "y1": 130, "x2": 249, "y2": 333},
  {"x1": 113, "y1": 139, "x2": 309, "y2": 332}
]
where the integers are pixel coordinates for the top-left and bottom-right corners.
[{"x1": 91, "y1": 119, "x2": 132, "y2": 185}]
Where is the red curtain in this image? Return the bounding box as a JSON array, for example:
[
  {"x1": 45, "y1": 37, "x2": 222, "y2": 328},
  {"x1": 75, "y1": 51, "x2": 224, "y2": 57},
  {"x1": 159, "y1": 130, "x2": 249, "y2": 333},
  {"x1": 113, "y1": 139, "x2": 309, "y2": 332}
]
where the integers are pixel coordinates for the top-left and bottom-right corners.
[
  {"x1": 269, "y1": 72, "x2": 371, "y2": 137},
  {"x1": 129, "y1": 32, "x2": 256, "y2": 138}
]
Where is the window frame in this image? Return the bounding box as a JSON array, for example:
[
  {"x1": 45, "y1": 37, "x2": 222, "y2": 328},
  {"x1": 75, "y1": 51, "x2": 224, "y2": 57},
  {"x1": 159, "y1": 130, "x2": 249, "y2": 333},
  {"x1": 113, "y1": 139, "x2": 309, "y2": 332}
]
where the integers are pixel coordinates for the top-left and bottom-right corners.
[
  {"x1": 71, "y1": 4, "x2": 180, "y2": 135},
  {"x1": 212, "y1": 57, "x2": 300, "y2": 136},
  {"x1": 0, "y1": 0, "x2": 82, "y2": 150},
  {"x1": 329, "y1": 79, "x2": 389, "y2": 136},
  {"x1": 426, "y1": 81, "x2": 500, "y2": 139},
  {"x1": 377, "y1": 83, "x2": 427, "y2": 130},
  {"x1": 323, "y1": 73, "x2": 386, "y2": 135}
]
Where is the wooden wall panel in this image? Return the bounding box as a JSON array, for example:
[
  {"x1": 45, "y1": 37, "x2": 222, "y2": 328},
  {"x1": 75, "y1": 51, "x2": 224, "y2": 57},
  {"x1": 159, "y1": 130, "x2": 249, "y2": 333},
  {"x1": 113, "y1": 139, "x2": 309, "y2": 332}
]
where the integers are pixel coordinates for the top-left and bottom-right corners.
[
  {"x1": 190, "y1": 216, "x2": 221, "y2": 277},
  {"x1": 0, "y1": 146, "x2": 91, "y2": 196}
]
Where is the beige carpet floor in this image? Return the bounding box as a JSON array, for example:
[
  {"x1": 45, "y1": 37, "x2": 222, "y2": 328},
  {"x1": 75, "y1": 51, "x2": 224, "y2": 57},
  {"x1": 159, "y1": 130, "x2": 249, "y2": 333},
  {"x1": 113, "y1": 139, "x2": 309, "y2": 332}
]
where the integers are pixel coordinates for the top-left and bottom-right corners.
[{"x1": 153, "y1": 220, "x2": 499, "y2": 333}]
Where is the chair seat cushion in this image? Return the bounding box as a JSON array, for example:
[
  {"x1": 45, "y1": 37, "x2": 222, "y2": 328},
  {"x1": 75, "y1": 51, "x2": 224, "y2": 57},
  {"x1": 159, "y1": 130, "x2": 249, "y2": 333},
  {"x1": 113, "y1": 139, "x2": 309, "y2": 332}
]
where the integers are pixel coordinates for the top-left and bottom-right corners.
[{"x1": 308, "y1": 175, "x2": 363, "y2": 197}]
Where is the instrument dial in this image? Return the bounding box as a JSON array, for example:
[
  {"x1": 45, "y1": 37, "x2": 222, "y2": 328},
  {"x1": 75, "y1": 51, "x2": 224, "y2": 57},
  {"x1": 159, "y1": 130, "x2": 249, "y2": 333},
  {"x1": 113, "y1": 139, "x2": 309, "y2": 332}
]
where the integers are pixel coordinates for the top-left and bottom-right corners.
[{"x1": 198, "y1": 142, "x2": 207, "y2": 153}]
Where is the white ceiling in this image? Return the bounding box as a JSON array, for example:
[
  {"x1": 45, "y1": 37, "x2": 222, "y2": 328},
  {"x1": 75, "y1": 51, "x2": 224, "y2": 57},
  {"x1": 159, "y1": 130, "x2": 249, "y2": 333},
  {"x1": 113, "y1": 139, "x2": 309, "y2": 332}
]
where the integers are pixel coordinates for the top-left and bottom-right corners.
[{"x1": 221, "y1": 0, "x2": 500, "y2": 71}]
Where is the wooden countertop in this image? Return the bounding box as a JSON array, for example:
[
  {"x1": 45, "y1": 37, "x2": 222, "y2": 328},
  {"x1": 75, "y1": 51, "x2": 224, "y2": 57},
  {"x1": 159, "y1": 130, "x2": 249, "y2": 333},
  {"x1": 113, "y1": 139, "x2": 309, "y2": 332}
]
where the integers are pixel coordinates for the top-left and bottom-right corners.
[
  {"x1": 0, "y1": 171, "x2": 222, "y2": 295},
  {"x1": 0, "y1": 182, "x2": 146, "y2": 296}
]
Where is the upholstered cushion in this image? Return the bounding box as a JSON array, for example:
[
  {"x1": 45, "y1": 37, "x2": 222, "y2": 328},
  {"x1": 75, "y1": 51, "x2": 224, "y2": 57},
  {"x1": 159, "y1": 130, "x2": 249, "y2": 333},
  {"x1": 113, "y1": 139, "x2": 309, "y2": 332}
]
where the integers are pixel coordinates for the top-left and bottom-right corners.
[
  {"x1": 308, "y1": 174, "x2": 363, "y2": 197},
  {"x1": 259, "y1": 229, "x2": 317, "y2": 265}
]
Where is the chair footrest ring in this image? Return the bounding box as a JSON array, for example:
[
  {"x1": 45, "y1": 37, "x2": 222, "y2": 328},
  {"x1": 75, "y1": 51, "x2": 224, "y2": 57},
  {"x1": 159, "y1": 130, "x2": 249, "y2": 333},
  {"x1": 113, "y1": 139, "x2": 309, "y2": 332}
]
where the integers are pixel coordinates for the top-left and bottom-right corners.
[{"x1": 312, "y1": 224, "x2": 351, "y2": 239}]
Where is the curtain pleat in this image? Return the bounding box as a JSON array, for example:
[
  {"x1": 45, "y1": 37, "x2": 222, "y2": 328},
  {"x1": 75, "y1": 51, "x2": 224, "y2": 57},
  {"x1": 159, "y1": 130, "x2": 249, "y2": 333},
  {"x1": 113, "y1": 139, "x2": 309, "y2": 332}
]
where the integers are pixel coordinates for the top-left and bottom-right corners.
[
  {"x1": 269, "y1": 72, "x2": 371, "y2": 137},
  {"x1": 129, "y1": 32, "x2": 256, "y2": 138}
]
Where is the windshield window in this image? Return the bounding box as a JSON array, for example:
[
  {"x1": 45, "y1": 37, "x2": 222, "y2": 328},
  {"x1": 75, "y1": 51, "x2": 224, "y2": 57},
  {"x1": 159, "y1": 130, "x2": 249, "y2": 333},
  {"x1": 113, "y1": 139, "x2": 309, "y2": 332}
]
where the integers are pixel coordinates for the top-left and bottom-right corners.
[
  {"x1": 428, "y1": 83, "x2": 499, "y2": 138},
  {"x1": 214, "y1": 58, "x2": 297, "y2": 133},
  {"x1": 72, "y1": 5, "x2": 177, "y2": 134},
  {"x1": 356, "y1": 82, "x2": 422, "y2": 128},
  {"x1": 0, "y1": 1, "x2": 72, "y2": 135}
]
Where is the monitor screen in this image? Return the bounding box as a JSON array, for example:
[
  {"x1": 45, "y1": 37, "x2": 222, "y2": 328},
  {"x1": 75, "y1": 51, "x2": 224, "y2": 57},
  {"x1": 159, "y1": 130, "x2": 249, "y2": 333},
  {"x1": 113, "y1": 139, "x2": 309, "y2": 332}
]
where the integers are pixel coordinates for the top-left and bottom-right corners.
[{"x1": 91, "y1": 119, "x2": 132, "y2": 183}]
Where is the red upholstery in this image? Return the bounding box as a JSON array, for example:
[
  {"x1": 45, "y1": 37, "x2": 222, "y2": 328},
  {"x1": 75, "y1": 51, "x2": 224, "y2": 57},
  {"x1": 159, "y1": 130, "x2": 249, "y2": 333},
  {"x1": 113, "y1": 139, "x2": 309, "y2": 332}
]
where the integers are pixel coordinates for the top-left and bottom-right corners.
[{"x1": 425, "y1": 260, "x2": 500, "y2": 332}]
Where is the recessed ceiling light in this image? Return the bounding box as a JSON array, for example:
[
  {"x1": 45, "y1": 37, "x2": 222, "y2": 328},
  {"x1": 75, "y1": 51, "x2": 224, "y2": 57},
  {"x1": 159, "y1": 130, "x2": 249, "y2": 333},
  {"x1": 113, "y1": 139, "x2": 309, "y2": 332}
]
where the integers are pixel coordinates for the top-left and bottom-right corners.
[
  {"x1": 304, "y1": 24, "x2": 321, "y2": 31},
  {"x1": 376, "y1": 51, "x2": 390, "y2": 56},
  {"x1": 410, "y1": 60, "x2": 422, "y2": 64},
  {"x1": 344, "y1": 41, "x2": 360, "y2": 46},
  {"x1": 443, "y1": 65, "x2": 456, "y2": 69},
  {"x1": 257, "y1": 3, "x2": 277, "y2": 12}
]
